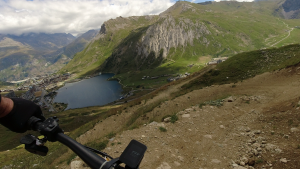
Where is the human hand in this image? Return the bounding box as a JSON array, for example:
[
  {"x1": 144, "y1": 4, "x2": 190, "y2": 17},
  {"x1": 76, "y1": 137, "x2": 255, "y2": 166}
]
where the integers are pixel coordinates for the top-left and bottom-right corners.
[{"x1": 0, "y1": 98, "x2": 45, "y2": 133}]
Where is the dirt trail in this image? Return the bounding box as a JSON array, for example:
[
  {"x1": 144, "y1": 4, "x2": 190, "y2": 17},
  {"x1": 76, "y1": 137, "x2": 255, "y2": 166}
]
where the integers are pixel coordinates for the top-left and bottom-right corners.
[
  {"x1": 69, "y1": 64, "x2": 300, "y2": 169},
  {"x1": 270, "y1": 20, "x2": 294, "y2": 47}
]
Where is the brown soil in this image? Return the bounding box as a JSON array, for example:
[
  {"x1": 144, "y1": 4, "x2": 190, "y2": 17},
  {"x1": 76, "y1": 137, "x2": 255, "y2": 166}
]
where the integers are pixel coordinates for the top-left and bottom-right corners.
[{"x1": 67, "y1": 64, "x2": 300, "y2": 169}]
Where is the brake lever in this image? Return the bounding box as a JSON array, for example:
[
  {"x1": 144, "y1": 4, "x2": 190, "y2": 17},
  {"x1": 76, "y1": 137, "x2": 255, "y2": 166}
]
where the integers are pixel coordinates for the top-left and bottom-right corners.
[{"x1": 20, "y1": 134, "x2": 48, "y2": 156}]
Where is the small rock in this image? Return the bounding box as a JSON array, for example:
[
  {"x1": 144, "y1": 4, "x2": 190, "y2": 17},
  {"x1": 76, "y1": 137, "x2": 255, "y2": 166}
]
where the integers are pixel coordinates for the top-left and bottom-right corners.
[
  {"x1": 174, "y1": 161, "x2": 181, "y2": 166},
  {"x1": 280, "y1": 158, "x2": 288, "y2": 163},
  {"x1": 178, "y1": 156, "x2": 184, "y2": 161},
  {"x1": 245, "y1": 127, "x2": 251, "y2": 132},
  {"x1": 220, "y1": 125, "x2": 225, "y2": 129},
  {"x1": 182, "y1": 114, "x2": 190, "y2": 118},
  {"x1": 252, "y1": 143, "x2": 261, "y2": 148},
  {"x1": 70, "y1": 160, "x2": 87, "y2": 169},
  {"x1": 156, "y1": 162, "x2": 171, "y2": 169},
  {"x1": 265, "y1": 144, "x2": 277, "y2": 151},
  {"x1": 211, "y1": 159, "x2": 221, "y2": 164},
  {"x1": 254, "y1": 130, "x2": 261, "y2": 134},
  {"x1": 204, "y1": 135, "x2": 213, "y2": 139},
  {"x1": 232, "y1": 163, "x2": 239, "y2": 167},
  {"x1": 227, "y1": 96, "x2": 234, "y2": 102},
  {"x1": 291, "y1": 128, "x2": 299, "y2": 132},
  {"x1": 253, "y1": 149, "x2": 259, "y2": 156},
  {"x1": 240, "y1": 156, "x2": 248, "y2": 164},
  {"x1": 141, "y1": 135, "x2": 146, "y2": 138},
  {"x1": 275, "y1": 148, "x2": 282, "y2": 153},
  {"x1": 240, "y1": 162, "x2": 245, "y2": 166},
  {"x1": 164, "y1": 117, "x2": 171, "y2": 123},
  {"x1": 149, "y1": 121, "x2": 158, "y2": 126}
]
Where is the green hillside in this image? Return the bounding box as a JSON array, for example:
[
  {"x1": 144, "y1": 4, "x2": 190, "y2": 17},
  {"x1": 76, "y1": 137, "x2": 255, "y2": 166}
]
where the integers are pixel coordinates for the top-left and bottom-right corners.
[
  {"x1": 60, "y1": 1, "x2": 300, "y2": 88},
  {"x1": 182, "y1": 44, "x2": 300, "y2": 91}
]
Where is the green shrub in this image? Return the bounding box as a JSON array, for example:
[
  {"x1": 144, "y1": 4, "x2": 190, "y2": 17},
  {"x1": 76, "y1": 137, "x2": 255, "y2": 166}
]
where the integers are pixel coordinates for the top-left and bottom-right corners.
[
  {"x1": 107, "y1": 132, "x2": 116, "y2": 139},
  {"x1": 256, "y1": 159, "x2": 263, "y2": 164},
  {"x1": 159, "y1": 127, "x2": 167, "y2": 132},
  {"x1": 170, "y1": 114, "x2": 178, "y2": 123},
  {"x1": 199, "y1": 103, "x2": 206, "y2": 109}
]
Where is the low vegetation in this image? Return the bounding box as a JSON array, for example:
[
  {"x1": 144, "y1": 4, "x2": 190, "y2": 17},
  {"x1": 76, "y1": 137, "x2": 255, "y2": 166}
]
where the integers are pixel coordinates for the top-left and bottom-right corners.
[{"x1": 182, "y1": 44, "x2": 300, "y2": 91}]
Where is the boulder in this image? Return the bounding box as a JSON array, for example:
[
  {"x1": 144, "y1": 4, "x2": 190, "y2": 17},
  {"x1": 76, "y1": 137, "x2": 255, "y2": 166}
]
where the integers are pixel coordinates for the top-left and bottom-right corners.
[{"x1": 164, "y1": 117, "x2": 171, "y2": 123}]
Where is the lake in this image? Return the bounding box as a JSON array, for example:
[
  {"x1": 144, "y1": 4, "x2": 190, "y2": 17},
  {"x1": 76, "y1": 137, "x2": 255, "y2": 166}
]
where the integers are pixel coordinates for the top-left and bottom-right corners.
[{"x1": 53, "y1": 74, "x2": 123, "y2": 109}]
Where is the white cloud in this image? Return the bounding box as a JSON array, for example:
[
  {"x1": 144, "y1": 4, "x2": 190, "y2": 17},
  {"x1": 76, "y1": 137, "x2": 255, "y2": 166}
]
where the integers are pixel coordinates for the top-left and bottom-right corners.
[{"x1": 0, "y1": 0, "x2": 175, "y2": 35}]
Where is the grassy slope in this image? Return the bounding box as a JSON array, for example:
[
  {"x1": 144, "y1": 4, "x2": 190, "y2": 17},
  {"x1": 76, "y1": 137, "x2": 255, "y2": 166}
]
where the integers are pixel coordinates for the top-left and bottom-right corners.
[
  {"x1": 59, "y1": 1, "x2": 300, "y2": 89},
  {"x1": 2, "y1": 43, "x2": 300, "y2": 168},
  {"x1": 182, "y1": 44, "x2": 300, "y2": 91}
]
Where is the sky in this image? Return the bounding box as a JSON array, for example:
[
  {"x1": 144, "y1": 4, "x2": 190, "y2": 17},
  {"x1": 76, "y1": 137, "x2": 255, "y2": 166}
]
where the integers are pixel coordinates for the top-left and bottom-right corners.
[{"x1": 0, "y1": 0, "x2": 254, "y2": 36}]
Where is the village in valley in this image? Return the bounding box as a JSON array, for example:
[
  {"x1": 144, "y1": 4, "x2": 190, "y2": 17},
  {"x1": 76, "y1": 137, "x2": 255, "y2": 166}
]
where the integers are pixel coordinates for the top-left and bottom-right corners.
[
  {"x1": 0, "y1": 56, "x2": 229, "y2": 112},
  {"x1": 0, "y1": 73, "x2": 72, "y2": 112}
]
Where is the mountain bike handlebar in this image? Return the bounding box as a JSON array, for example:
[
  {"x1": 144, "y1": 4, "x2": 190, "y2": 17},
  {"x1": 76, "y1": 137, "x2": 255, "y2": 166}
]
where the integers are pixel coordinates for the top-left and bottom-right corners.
[
  {"x1": 56, "y1": 132, "x2": 106, "y2": 168},
  {"x1": 21, "y1": 116, "x2": 147, "y2": 169}
]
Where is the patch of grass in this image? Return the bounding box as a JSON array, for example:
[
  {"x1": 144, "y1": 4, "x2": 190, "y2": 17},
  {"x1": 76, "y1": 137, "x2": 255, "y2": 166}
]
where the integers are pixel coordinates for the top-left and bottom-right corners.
[
  {"x1": 129, "y1": 124, "x2": 138, "y2": 130},
  {"x1": 106, "y1": 132, "x2": 116, "y2": 139},
  {"x1": 256, "y1": 159, "x2": 264, "y2": 164},
  {"x1": 199, "y1": 103, "x2": 206, "y2": 109},
  {"x1": 297, "y1": 145, "x2": 300, "y2": 149},
  {"x1": 170, "y1": 114, "x2": 178, "y2": 123},
  {"x1": 66, "y1": 153, "x2": 77, "y2": 165},
  {"x1": 85, "y1": 140, "x2": 109, "y2": 152},
  {"x1": 205, "y1": 99, "x2": 224, "y2": 107},
  {"x1": 111, "y1": 143, "x2": 115, "y2": 146},
  {"x1": 159, "y1": 127, "x2": 167, "y2": 132},
  {"x1": 117, "y1": 142, "x2": 122, "y2": 145}
]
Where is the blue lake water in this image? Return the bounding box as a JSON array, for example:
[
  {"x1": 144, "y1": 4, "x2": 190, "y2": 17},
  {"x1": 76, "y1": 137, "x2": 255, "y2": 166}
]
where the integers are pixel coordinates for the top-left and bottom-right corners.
[{"x1": 53, "y1": 74, "x2": 123, "y2": 109}]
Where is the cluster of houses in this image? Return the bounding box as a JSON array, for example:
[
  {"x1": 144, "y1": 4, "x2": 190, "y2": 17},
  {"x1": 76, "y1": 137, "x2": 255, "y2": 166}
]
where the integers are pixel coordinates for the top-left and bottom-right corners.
[
  {"x1": 0, "y1": 89, "x2": 13, "y2": 93},
  {"x1": 207, "y1": 57, "x2": 228, "y2": 65},
  {"x1": 142, "y1": 74, "x2": 172, "y2": 80},
  {"x1": 16, "y1": 73, "x2": 71, "y2": 91},
  {"x1": 1, "y1": 73, "x2": 71, "y2": 112},
  {"x1": 167, "y1": 72, "x2": 191, "y2": 82}
]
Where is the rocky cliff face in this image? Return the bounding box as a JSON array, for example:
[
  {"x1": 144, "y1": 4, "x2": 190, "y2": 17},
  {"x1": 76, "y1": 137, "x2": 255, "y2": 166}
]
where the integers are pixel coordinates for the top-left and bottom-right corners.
[
  {"x1": 136, "y1": 15, "x2": 211, "y2": 58},
  {"x1": 281, "y1": 0, "x2": 300, "y2": 19}
]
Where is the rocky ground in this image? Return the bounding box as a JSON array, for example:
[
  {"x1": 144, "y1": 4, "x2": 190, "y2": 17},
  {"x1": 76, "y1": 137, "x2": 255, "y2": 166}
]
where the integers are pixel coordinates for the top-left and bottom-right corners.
[{"x1": 69, "y1": 64, "x2": 300, "y2": 169}]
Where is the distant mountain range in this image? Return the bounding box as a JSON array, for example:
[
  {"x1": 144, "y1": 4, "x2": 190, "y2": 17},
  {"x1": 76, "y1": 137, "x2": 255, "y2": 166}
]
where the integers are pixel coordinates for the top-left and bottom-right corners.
[
  {"x1": 59, "y1": 0, "x2": 300, "y2": 88},
  {"x1": 0, "y1": 30, "x2": 99, "y2": 81}
]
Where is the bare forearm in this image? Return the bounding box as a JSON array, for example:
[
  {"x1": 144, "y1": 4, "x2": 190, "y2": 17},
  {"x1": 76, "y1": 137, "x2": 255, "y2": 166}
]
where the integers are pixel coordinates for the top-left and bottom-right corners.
[{"x1": 0, "y1": 96, "x2": 14, "y2": 118}]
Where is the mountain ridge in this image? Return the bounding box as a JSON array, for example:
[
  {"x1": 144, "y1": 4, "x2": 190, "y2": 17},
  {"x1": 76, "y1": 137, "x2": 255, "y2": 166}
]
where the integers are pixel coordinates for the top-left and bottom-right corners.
[
  {"x1": 0, "y1": 30, "x2": 98, "y2": 81},
  {"x1": 60, "y1": 1, "x2": 300, "y2": 89}
]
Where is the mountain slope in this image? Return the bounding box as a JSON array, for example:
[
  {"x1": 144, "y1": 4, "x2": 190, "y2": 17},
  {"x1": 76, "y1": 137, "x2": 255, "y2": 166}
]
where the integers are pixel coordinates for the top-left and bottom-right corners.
[
  {"x1": 0, "y1": 30, "x2": 98, "y2": 81},
  {"x1": 2, "y1": 43, "x2": 300, "y2": 169},
  {"x1": 60, "y1": 1, "x2": 300, "y2": 88},
  {"x1": 43, "y1": 30, "x2": 99, "y2": 63},
  {"x1": 281, "y1": 0, "x2": 300, "y2": 19}
]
